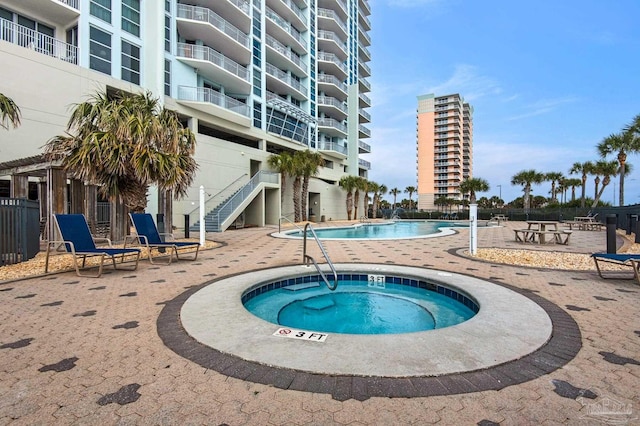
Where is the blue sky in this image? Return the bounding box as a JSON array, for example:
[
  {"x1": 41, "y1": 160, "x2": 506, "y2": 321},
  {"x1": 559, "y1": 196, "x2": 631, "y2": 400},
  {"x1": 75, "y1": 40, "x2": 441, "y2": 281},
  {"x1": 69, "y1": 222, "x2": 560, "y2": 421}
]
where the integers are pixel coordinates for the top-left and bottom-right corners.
[{"x1": 366, "y1": 0, "x2": 640, "y2": 205}]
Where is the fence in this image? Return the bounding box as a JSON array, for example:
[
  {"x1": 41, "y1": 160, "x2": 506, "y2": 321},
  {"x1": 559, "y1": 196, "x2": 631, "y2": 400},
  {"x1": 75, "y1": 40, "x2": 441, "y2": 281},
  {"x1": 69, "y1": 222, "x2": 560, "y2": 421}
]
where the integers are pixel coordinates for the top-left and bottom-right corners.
[{"x1": 0, "y1": 198, "x2": 41, "y2": 266}]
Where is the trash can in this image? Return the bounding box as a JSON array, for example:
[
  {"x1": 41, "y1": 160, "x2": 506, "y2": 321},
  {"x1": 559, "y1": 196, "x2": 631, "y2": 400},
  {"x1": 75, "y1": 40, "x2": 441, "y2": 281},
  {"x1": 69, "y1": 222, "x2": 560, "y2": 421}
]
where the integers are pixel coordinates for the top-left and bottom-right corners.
[{"x1": 320, "y1": 215, "x2": 326, "y2": 222}]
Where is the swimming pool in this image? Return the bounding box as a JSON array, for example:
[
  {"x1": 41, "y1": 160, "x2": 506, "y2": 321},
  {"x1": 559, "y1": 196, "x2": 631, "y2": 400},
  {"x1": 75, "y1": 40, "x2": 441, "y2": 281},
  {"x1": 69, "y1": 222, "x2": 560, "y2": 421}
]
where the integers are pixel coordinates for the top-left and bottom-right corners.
[
  {"x1": 276, "y1": 220, "x2": 473, "y2": 240},
  {"x1": 243, "y1": 275, "x2": 478, "y2": 334}
]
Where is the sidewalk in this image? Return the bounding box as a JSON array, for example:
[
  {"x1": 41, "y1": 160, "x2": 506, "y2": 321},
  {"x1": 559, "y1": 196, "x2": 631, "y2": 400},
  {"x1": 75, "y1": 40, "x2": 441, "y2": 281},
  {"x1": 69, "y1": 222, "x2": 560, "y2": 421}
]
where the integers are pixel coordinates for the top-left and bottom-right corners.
[{"x1": 0, "y1": 222, "x2": 638, "y2": 424}]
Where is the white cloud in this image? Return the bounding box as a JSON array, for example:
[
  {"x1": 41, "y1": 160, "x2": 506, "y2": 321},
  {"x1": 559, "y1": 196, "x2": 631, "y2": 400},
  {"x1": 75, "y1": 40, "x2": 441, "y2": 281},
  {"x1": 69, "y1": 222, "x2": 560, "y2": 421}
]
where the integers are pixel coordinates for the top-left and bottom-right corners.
[
  {"x1": 386, "y1": 0, "x2": 442, "y2": 8},
  {"x1": 507, "y1": 96, "x2": 579, "y2": 121},
  {"x1": 424, "y1": 64, "x2": 502, "y2": 102}
]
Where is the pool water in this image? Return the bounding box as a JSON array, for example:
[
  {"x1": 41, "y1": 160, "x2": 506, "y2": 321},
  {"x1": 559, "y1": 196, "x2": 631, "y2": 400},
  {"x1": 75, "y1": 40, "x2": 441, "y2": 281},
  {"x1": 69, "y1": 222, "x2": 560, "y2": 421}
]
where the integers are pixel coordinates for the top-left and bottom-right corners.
[
  {"x1": 243, "y1": 278, "x2": 477, "y2": 334},
  {"x1": 287, "y1": 220, "x2": 469, "y2": 239}
]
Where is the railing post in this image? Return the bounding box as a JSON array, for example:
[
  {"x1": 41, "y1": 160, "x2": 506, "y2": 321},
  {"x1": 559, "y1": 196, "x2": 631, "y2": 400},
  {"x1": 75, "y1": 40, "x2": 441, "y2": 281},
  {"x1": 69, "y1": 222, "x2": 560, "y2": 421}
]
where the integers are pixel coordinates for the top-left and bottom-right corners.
[
  {"x1": 606, "y1": 214, "x2": 617, "y2": 254},
  {"x1": 184, "y1": 214, "x2": 190, "y2": 239}
]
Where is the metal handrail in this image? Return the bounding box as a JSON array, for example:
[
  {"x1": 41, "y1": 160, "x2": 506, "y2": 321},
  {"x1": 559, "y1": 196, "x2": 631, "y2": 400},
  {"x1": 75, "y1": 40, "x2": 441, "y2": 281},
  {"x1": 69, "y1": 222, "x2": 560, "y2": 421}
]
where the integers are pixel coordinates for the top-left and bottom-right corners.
[
  {"x1": 302, "y1": 223, "x2": 338, "y2": 291},
  {"x1": 187, "y1": 173, "x2": 248, "y2": 217},
  {"x1": 278, "y1": 215, "x2": 303, "y2": 233}
]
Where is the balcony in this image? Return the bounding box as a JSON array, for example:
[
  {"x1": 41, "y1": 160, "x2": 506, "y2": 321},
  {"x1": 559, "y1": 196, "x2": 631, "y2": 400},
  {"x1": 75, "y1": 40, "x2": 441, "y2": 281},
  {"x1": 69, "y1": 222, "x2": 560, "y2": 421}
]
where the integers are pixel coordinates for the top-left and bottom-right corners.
[
  {"x1": 317, "y1": 30, "x2": 347, "y2": 60},
  {"x1": 359, "y1": 93, "x2": 371, "y2": 108},
  {"x1": 176, "y1": 43, "x2": 250, "y2": 94},
  {"x1": 358, "y1": 25, "x2": 371, "y2": 46},
  {"x1": 359, "y1": 59, "x2": 371, "y2": 77},
  {"x1": 358, "y1": 42, "x2": 371, "y2": 62},
  {"x1": 317, "y1": 8, "x2": 347, "y2": 39},
  {"x1": 265, "y1": 6, "x2": 307, "y2": 54},
  {"x1": 358, "y1": 140, "x2": 371, "y2": 154},
  {"x1": 358, "y1": 158, "x2": 371, "y2": 170},
  {"x1": 358, "y1": 124, "x2": 371, "y2": 138},
  {"x1": 317, "y1": 117, "x2": 347, "y2": 137},
  {"x1": 318, "y1": 0, "x2": 348, "y2": 21},
  {"x1": 177, "y1": 86, "x2": 251, "y2": 127},
  {"x1": 359, "y1": 0, "x2": 371, "y2": 16},
  {"x1": 265, "y1": 34, "x2": 307, "y2": 76},
  {"x1": 177, "y1": 4, "x2": 250, "y2": 64},
  {"x1": 196, "y1": 0, "x2": 251, "y2": 32},
  {"x1": 317, "y1": 74, "x2": 347, "y2": 100},
  {"x1": 2, "y1": 0, "x2": 80, "y2": 25},
  {"x1": 266, "y1": 0, "x2": 307, "y2": 31},
  {"x1": 318, "y1": 141, "x2": 348, "y2": 159},
  {"x1": 359, "y1": 76, "x2": 371, "y2": 92},
  {"x1": 317, "y1": 51, "x2": 348, "y2": 80},
  {"x1": 358, "y1": 108, "x2": 370, "y2": 123},
  {"x1": 359, "y1": 9, "x2": 371, "y2": 31},
  {"x1": 265, "y1": 62, "x2": 307, "y2": 98},
  {"x1": 317, "y1": 95, "x2": 347, "y2": 121},
  {"x1": 0, "y1": 18, "x2": 78, "y2": 64}
]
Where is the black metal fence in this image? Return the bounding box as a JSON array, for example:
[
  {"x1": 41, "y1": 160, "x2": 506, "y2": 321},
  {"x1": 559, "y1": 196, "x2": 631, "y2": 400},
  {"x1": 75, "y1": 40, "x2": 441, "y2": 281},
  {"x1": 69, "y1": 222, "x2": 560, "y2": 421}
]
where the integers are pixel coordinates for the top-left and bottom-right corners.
[{"x1": 0, "y1": 198, "x2": 41, "y2": 266}]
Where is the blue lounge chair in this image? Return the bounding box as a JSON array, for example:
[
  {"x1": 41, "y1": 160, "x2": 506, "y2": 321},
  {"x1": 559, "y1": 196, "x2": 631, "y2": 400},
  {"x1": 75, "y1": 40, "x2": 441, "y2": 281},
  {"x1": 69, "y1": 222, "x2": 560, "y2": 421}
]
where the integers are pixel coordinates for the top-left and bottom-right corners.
[
  {"x1": 45, "y1": 214, "x2": 141, "y2": 278},
  {"x1": 126, "y1": 213, "x2": 200, "y2": 265},
  {"x1": 591, "y1": 253, "x2": 640, "y2": 283}
]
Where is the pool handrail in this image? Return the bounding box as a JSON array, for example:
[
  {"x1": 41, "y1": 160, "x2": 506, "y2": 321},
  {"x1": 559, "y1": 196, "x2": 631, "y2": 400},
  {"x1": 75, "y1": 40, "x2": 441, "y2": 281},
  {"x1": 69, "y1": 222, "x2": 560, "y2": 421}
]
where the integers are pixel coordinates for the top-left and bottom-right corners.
[
  {"x1": 278, "y1": 215, "x2": 303, "y2": 233},
  {"x1": 302, "y1": 223, "x2": 338, "y2": 291}
]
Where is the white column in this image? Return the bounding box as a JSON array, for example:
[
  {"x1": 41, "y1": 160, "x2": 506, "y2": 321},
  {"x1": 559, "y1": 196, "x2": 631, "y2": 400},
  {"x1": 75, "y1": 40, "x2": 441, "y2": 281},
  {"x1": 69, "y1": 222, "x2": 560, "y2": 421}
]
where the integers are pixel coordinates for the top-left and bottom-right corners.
[
  {"x1": 199, "y1": 185, "x2": 205, "y2": 246},
  {"x1": 469, "y1": 204, "x2": 478, "y2": 255}
]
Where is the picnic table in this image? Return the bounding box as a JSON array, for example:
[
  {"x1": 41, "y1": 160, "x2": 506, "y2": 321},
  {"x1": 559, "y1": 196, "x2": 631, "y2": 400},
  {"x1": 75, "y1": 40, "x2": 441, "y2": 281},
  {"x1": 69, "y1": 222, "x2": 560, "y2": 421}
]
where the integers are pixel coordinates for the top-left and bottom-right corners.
[{"x1": 514, "y1": 221, "x2": 572, "y2": 245}]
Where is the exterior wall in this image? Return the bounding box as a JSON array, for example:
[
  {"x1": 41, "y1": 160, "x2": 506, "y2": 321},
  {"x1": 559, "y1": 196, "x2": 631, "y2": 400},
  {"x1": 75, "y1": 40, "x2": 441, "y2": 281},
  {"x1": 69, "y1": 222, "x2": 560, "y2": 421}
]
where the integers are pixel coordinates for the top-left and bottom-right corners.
[
  {"x1": 417, "y1": 109, "x2": 435, "y2": 210},
  {"x1": 0, "y1": 0, "x2": 373, "y2": 230}
]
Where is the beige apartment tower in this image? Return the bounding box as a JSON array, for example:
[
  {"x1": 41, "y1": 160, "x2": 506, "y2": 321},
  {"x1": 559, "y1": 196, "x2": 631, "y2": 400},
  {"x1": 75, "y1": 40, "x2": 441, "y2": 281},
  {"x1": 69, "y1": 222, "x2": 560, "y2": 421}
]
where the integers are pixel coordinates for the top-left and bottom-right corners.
[{"x1": 416, "y1": 93, "x2": 473, "y2": 210}]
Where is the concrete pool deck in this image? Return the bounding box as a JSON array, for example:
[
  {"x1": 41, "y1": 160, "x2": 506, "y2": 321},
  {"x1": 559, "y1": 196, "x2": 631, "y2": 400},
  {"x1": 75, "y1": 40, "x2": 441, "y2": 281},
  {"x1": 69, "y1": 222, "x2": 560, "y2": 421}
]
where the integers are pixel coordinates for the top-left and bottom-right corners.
[{"x1": 1, "y1": 221, "x2": 639, "y2": 424}]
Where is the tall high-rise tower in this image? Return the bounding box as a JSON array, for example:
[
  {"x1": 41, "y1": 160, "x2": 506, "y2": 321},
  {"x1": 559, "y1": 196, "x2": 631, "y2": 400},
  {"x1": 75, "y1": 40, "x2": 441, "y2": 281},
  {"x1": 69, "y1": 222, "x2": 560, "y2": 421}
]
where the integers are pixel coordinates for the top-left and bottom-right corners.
[
  {"x1": 0, "y1": 0, "x2": 372, "y2": 227},
  {"x1": 416, "y1": 93, "x2": 473, "y2": 210}
]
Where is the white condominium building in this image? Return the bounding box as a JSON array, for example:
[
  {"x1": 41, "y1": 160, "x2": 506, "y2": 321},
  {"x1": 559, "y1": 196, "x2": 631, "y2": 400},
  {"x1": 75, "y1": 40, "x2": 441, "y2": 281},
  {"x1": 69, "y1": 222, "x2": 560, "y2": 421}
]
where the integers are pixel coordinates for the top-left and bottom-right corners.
[{"x1": 0, "y1": 0, "x2": 372, "y2": 231}]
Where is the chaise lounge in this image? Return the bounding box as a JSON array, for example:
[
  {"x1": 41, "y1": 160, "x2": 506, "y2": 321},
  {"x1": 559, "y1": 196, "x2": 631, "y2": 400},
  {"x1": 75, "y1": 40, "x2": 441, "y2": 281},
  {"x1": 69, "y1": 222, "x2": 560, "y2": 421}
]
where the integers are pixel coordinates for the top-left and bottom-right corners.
[
  {"x1": 45, "y1": 214, "x2": 141, "y2": 278},
  {"x1": 126, "y1": 213, "x2": 200, "y2": 265},
  {"x1": 591, "y1": 253, "x2": 640, "y2": 283}
]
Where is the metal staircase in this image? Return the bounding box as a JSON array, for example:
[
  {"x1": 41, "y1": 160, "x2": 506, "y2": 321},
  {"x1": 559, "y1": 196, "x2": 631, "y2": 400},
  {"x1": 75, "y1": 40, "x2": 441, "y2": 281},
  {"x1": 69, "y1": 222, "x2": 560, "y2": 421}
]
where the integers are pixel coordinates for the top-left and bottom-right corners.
[{"x1": 190, "y1": 171, "x2": 279, "y2": 233}]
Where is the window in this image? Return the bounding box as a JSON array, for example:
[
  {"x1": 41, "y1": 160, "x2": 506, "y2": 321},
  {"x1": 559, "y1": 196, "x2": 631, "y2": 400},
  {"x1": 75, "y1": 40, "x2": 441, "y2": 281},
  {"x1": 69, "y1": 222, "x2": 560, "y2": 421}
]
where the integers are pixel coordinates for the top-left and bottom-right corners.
[
  {"x1": 121, "y1": 40, "x2": 140, "y2": 84},
  {"x1": 164, "y1": 59, "x2": 171, "y2": 96},
  {"x1": 90, "y1": 0, "x2": 111, "y2": 23},
  {"x1": 253, "y1": 102, "x2": 262, "y2": 129},
  {"x1": 89, "y1": 26, "x2": 111, "y2": 75},
  {"x1": 122, "y1": 0, "x2": 140, "y2": 37},
  {"x1": 252, "y1": 39, "x2": 261, "y2": 67},
  {"x1": 164, "y1": 15, "x2": 171, "y2": 52},
  {"x1": 165, "y1": 0, "x2": 170, "y2": 12}
]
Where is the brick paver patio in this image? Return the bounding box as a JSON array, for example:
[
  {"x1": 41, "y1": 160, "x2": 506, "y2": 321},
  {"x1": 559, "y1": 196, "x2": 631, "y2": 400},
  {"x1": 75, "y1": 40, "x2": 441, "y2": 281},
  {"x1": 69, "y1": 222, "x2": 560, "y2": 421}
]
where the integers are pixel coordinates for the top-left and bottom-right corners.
[{"x1": 0, "y1": 221, "x2": 638, "y2": 425}]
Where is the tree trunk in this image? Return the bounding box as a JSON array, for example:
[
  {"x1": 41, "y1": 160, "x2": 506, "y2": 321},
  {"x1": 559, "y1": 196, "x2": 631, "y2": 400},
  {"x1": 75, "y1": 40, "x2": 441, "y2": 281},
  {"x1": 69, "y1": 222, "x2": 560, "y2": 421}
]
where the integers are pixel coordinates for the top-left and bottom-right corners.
[
  {"x1": 301, "y1": 176, "x2": 309, "y2": 222},
  {"x1": 346, "y1": 192, "x2": 353, "y2": 220},
  {"x1": 292, "y1": 177, "x2": 301, "y2": 222}
]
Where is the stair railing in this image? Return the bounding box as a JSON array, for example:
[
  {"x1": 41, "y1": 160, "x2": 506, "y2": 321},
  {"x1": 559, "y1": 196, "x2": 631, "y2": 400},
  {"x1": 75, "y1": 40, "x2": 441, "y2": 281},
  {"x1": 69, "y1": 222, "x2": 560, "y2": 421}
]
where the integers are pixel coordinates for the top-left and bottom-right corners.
[
  {"x1": 302, "y1": 223, "x2": 338, "y2": 291},
  {"x1": 187, "y1": 173, "x2": 248, "y2": 227}
]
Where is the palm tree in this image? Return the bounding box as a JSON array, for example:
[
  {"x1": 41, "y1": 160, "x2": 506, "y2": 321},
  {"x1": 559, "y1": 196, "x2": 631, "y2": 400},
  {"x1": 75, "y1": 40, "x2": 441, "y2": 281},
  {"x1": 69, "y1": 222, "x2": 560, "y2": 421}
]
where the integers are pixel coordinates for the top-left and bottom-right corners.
[
  {"x1": 597, "y1": 129, "x2": 640, "y2": 206},
  {"x1": 545, "y1": 172, "x2": 564, "y2": 202},
  {"x1": 45, "y1": 90, "x2": 197, "y2": 212},
  {"x1": 458, "y1": 177, "x2": 489, "y2": 204},
  {"x1": 404, "y1": 186, "x2": 416, "y2": 210},
  {"x1": 0, "y1": 93, "x2": 21, "y2": 130},
  {"x1": 375, "y1": 184, "x2": 387, "y2": 218},
  {"x1": 389, "y1": 187, "x2": 400, "y2": 210},
  {"x1": 296, "y1": 150, "x2": 324, "y2": 221},
  {"x1": 353, "y1": 177, "x2": 366, "y2": 220},
  {"x1": 434, "y1": 196, "x2": 448, "y2": 212},
  {"x1": 591, "y1": 160, "x2": 619, "y2": 207},
  {"x1": 367, "y1": 181, "x2": 379, "y2": 219},
  {"x1": 564, "y1": 178, "x2": 582, "y2": 202},
  {"x1": 511, "y1": 169, "x2": 545, "y2": 210},
  {"x1": 339, "y1": 175, "x2": 358, "y2": 220},
  {"x1": 361, "y1": 180, "x2": 372, "y2": 219},
  {"x1": 569, "y1": 161, "x2": 594, "y2": 208},
  {"x1": 267, "y1": 151, "x2": 295, "y2": 206}
]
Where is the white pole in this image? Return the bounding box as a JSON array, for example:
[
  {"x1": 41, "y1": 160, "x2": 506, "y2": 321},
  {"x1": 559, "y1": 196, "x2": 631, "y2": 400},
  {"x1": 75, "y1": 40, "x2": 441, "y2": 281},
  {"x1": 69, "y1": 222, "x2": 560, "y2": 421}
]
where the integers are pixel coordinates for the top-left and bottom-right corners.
[
  {"x1": 199, "y1": 185, "x2": 205, "y2": 246},
  {"x1": 469, "y1": 203, "x2": 478, "y2": 255}
]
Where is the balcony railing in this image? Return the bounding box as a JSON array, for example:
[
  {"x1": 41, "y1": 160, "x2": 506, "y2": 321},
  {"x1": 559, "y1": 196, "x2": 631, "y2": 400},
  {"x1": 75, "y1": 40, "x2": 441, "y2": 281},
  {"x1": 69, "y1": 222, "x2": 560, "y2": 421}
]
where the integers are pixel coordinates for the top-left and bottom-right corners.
[
  {"x1": 359, "y1": 93, "x2": 371, "y2": 105},
  {"x1": 318, "y1": 141, "x2": 347, "y2": 156},
  {"x1": 317, "y1": 8, "x2": 348, "y2": 34},
  {"x1": 359, "y1": 108, "x2": 371, "y2": 121},
  {"x1": 317, "y1": 96, "x2": 347, "y2": 114},
  {"x1": 177, "y1": 43, "x2": 249, "y2": 81},
  {"x1": 358, "y1": 158, "x2": 371, "y2": 169},
  {"x1": 265, "y1": 6, "x2": 305, "y2": 48},
  {"x1": 280, "y1": 0, "x2": 306, "y2": 25},
  {"x1": 358, "y1": 124, "x2": 371, "y2": 137},
  {"x1": 359, "y1": 26, "x2": 371, "y2": 45},
  {"x1": 359, "y1": 76, "x2": 371, "y2": 91},
  {"x1": 265, "y1": 34, "x2": 307, "y2": 72},
  {"x1": 226, "y1": 0, "x2": 251, "y2": 14},
  {"x1": 318, "y1": 30, "x2": 347, "y2": 52},
  {"x1": 59, "y1": 0, "x2": 79, "y2": 8},
  {"x1": 317, "y1": 74, "x2": 347, "y2": 92},
  {"x1": 265, "y1": 63, "x2": 307, "y2": 95},
  {"x1": 359, "y1": 60, "x2": 371, "y2": 75},
  {"x1": 317, "y1": 52, "x2": 348, "y2": 74},
  {"x1": 358, "y1": 42, "x2": 371, "y2": 60},
  {"x1": 317, "y1": 118, "x2": 347, "y2": 134},
  {"x1": 0, "y1": 18, "x2": 78, "y2": 64},
  {"x1": 177, "y1": 4, "x2": 249, "y2": 48},
  {"x1": 358, "y1": 140, "x2": 371, "y2": 152},
  {"x1": 178, "y1": 86, "x2": 250, "y2": 117}
]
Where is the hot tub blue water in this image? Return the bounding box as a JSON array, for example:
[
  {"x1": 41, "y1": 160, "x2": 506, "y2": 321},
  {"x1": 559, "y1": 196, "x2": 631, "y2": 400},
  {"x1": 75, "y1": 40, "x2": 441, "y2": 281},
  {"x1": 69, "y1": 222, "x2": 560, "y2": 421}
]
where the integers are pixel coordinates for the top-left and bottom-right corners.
[
  {"x1": 242, "y1": 274, "x2": 478, "y2": 334},
  {"x1": 284, "y1": 220, "x2": 470, "y2": 239}
]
